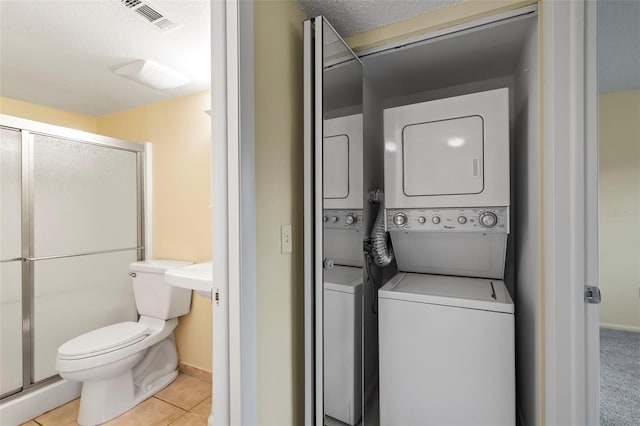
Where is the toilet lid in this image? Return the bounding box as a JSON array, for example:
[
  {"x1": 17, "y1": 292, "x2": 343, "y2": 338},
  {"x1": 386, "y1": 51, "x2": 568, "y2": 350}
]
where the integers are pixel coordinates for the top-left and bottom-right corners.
[{"x1": 58, "y1": 322, "x2": 151, "y2": 360}]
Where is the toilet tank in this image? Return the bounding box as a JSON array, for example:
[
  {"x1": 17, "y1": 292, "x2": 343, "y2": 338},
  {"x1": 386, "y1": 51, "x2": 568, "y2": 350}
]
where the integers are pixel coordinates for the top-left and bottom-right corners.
[{"x1": 129, "y1": 259, "x2": 193, "y2": 319}]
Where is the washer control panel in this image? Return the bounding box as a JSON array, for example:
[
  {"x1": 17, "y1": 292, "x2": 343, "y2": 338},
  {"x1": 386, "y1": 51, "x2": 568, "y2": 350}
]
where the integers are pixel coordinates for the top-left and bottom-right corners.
[
  {"x1": 323, "y1": 209, "x2": 364, "y2": 230},
  {"x1": 386, "y1": 207, "x2": 509, "y2": 233}
]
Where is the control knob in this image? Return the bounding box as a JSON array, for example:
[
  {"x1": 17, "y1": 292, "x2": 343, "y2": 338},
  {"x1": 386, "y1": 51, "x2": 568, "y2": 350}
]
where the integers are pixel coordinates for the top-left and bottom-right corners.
[
  {"x1": 345, "y1": 213, "x2": 357, "y2": 225},
  {"x1": 479, "y1": 212, "x2": 498, "y2": 228},
  {"x1": 330, "y1": 216, "x2": 339, "y2": 223},
  {"x1": 432, "y1": 216, "x2": 441, "y2": 224},
  {"x1": 323, "y1": 216, "x2": 328, "y2": 223},
  {"x1": 458, "y1": 216, "x2": 468, "y2": 224},
  {"x1": 393, "y1": 213, "x2": 408, "y2": 227},
  {"x1": 417, "y1": 216, "x2": 426, "y2": 224}
]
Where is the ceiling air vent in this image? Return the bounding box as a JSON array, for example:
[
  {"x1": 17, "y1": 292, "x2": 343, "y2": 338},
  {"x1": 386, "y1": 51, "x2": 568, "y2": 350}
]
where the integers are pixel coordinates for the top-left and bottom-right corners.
[
  {"x1": 119, "y1": 0, "x2": 182, "y2": 33},
  {"x1": 122, "y1": 0, "x2": 141, "y2": 8}
]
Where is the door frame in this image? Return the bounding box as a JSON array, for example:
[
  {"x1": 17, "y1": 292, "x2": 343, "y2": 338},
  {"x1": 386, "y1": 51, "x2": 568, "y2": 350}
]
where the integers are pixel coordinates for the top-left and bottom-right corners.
[
  {"x1": 210, "y1": 0, "x2": 256, "y2": 425},
  {"x1": 584, "y1": 0, "x2": 600, "y2": 423},
  {"x1": 542, "y1": 0, "x2": 599, "y2": 424}
]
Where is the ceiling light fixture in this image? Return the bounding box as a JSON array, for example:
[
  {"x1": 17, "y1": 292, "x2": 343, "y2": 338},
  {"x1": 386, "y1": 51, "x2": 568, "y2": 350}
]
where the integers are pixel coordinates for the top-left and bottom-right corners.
[{"x1": 114, "y1": 60, "x2": 189, "y2": 90}]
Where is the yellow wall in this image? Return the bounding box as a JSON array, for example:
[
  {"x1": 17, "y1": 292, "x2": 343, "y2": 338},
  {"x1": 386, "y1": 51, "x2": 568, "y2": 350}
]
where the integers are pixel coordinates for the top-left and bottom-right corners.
[
  {"x1": 97, "y1": 91, "x2": 213, "y2": 372},
  {"x1": 599, "y1": 89, "x2": 640, "y2": 331},
  {"x1": 0, "y1": 96, "x2": 97, "y2": 133},
  {"x1": 254, "y1": 0, "x2": 307, "y2": 424}
]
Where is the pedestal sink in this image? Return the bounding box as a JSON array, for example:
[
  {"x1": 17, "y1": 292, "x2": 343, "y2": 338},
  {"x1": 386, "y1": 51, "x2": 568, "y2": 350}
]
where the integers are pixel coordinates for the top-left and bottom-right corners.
[{"x1": 164, "y1": 261, "x2": 213, "y2": 300}]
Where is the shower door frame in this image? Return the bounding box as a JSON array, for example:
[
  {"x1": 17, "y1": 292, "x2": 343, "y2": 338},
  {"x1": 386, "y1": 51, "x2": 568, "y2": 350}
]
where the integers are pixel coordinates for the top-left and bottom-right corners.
[{"x1": 0, "y1": 114, "x2": 146, "y2": 401}]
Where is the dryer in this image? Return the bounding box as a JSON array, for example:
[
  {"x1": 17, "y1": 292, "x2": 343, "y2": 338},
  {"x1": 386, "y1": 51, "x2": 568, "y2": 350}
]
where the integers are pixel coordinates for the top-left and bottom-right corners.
[
  {"x1": 323, "y1": 113, "x2": 363, "y2": 268},
  {"x1": 383, "y1": 88, "x2": 510, "y2": 279},
  {"x1": 383, "y1": 88, "x2": 509, "y2": 210},
  {"x1": 324, "y1": 113, "x2": 363, "y2": 210}
]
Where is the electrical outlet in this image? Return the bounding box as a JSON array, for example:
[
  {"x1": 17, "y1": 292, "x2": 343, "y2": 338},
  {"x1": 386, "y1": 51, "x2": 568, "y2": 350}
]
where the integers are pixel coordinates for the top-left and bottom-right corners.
[{"x1": 281, "y1": 224, "x2": 292, "y2": 254}]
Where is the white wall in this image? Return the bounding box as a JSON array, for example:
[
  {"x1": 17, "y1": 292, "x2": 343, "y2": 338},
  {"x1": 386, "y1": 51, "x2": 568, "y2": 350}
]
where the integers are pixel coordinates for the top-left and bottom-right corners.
[{"x1": 513, "y1": 18, "x2": 541, "y2": 426}]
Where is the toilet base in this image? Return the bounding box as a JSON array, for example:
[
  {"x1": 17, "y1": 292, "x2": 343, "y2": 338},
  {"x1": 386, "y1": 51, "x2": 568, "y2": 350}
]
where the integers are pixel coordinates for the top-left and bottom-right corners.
[
  {"x1": 75, "y1": 337, "x2": 180, "y2": 425},
  {"x1": 77, "y1": 369, "x2": 178, "y2": 425}
]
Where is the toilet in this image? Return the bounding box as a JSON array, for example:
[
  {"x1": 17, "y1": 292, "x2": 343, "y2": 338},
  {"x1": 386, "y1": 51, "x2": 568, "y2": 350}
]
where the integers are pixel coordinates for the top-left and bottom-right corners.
[{"x1": 55, "y1": 259, "x2": 193, "y2": 425}]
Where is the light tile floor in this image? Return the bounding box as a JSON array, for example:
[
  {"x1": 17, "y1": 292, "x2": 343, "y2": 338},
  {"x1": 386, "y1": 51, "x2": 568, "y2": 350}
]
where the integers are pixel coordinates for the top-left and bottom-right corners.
[{"x1": 23, "y1": 374, "x2": 212, "y2": 426}]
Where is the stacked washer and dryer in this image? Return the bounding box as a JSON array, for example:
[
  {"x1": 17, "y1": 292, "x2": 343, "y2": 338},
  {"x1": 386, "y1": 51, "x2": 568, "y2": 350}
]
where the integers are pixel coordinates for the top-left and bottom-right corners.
[
  {"x1": 377, "y1": 88, "x2": 515, "y2": 425},
  {"x1": 322, "y1": 114, "x2": 365, "y2": 425}
]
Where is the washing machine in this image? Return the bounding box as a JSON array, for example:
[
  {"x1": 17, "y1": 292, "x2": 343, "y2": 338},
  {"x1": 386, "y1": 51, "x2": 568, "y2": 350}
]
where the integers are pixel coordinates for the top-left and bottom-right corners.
[
  {"x1": 378, "y1": 273, "x2": 515, "y2": 426},
  {"x1": 323, "y1": 210, "x2": 363, "y2": 425},
  {"x1": 323, "y1": 265, "x2": 363, "y2": 425},
  {"x1": 378, "y1": 88, "x2": 515, "y2": 424}
]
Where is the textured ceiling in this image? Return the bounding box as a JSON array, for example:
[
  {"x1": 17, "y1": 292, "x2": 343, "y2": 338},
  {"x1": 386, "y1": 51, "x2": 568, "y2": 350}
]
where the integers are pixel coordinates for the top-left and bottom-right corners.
[
  {"x1": 0, "y1": 0, "x2": 210, "y2": 116},
  {"x1": 298, "y1": 0, "x2": 464, "y2": 37},
  {"x1": 304, "y1": 0, "x2": 640, "y2": 94},
  {"x1": 598, "y1": 0, "x2": 640, "y2": 93}
]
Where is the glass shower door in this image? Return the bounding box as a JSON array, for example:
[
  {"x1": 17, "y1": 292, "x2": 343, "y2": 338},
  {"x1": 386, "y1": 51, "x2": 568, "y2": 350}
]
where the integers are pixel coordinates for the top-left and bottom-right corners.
[
  {"x1": 0, "y1": 127, "x2": 23, "y2": 397},
  {"x1": 30, "y1": 134, "x2": 140, "y2": 381},
  {"x1": 1, "y1": 117, "x2": 145, "y2": 399}
]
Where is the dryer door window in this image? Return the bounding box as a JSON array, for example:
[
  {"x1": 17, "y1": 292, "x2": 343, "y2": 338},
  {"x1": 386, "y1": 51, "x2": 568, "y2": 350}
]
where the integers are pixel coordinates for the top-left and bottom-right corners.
[
  {"x1": 323, "y1": 134, "x2": 349, "y2": 199},
  {"x1": 402, "y1": 115, "x2": 484, "y2": 196}
]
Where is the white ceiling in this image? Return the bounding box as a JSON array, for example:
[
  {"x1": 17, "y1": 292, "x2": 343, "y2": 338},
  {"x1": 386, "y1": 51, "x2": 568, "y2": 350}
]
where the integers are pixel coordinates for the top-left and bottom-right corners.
[
  {"x1": 298, "y1": 0, "x2": 464, "y2": 38},
  {"x1": 0, "y1": 0, "x2": 210, "y2": 116}
]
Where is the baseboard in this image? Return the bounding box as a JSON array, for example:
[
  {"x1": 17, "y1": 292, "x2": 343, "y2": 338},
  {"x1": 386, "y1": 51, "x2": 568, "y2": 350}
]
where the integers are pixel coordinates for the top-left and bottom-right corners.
[
  {"x1": 178, "y1": 362, "x2": 212, "y2": 383},
  {"x1": 0, "y1": 379, "x2": 80, "y2": 425},
  {"x1": 600, "y1": 323, "x2": 640, "y2": 333}
]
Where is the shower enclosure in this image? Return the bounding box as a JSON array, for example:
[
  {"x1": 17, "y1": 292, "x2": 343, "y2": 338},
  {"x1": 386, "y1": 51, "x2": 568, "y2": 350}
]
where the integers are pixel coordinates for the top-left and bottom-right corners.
[{"x1": 0, "y1": 115, "x2": 146, "y2": 401}]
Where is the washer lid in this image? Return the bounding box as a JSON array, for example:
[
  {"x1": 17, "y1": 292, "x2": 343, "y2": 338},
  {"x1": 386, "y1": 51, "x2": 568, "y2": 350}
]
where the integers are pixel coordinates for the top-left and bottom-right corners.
[
  {"x1": 57, "y1": 321, "x2": 150, "y2": 360},
  {"x1": 378, "y1": 273, "x2": 514, "y2": 313},
  {"x1": 324, "y1": 265, "x2": 363, "y2": 294}
]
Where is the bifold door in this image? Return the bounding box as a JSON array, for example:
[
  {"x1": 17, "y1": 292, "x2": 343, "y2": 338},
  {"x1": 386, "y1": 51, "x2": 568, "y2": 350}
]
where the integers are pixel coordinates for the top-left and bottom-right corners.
[{"x1": 303, "y1": 16, "x2": 364, "y2": 426}]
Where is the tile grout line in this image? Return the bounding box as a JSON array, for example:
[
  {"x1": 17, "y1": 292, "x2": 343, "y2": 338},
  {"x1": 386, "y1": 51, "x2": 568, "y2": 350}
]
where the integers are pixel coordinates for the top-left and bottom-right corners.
[
  {"x1": 166, "y1": 410, "x2": 188, "y2": 426},
  {"x1": 152, "y1": 394, "x2": 211, "y2": 415}
]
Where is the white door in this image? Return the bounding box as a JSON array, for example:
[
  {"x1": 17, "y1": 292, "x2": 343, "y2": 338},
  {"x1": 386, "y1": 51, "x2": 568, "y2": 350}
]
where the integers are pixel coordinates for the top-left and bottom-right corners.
[{"x1": 303, "y1": 16, "x2": 364, "y2": 426}]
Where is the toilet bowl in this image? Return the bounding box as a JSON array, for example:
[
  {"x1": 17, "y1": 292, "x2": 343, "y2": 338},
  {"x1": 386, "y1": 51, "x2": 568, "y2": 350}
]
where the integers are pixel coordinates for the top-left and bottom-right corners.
[{"x1": 55, "y1": 259, "x2": 192, "y2": 426}]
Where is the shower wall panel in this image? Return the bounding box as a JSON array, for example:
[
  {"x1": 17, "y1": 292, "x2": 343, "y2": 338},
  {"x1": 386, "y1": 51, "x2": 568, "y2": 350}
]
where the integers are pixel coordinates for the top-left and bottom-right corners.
[
  {"x1": 32, "y1": 135, "x2": 138, "y2": 257},
  {"x1": 32, "y1": 251, "x2": 138, "y2": 381},
  {"x1": 0, "y1": 127, "x2": 23, "y2": 397}
]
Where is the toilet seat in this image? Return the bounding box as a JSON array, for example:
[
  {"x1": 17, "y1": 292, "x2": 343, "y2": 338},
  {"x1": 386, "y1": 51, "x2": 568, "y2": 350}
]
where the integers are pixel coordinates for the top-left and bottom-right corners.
[{"x1": 58, "y1": 322, "x2": 150, "y2": 360}]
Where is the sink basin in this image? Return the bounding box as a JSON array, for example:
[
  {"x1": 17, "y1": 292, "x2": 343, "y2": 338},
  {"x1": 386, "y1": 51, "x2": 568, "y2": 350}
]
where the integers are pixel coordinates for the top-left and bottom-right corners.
[{"x1": 164, "y1": 261, "x2": 213, "y2": 300}]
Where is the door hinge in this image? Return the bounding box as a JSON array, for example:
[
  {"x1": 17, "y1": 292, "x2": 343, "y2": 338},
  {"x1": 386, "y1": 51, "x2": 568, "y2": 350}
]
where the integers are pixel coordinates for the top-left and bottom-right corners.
[{"x1": 584, "y1": 286, "x2": 601, "y2": 304}]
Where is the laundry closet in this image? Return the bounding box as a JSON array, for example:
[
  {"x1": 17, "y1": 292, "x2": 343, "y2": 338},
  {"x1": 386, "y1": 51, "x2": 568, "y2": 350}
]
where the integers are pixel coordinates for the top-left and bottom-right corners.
[{"x1": 304, "y1": 5, "x2": 541, "y2": 426}]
